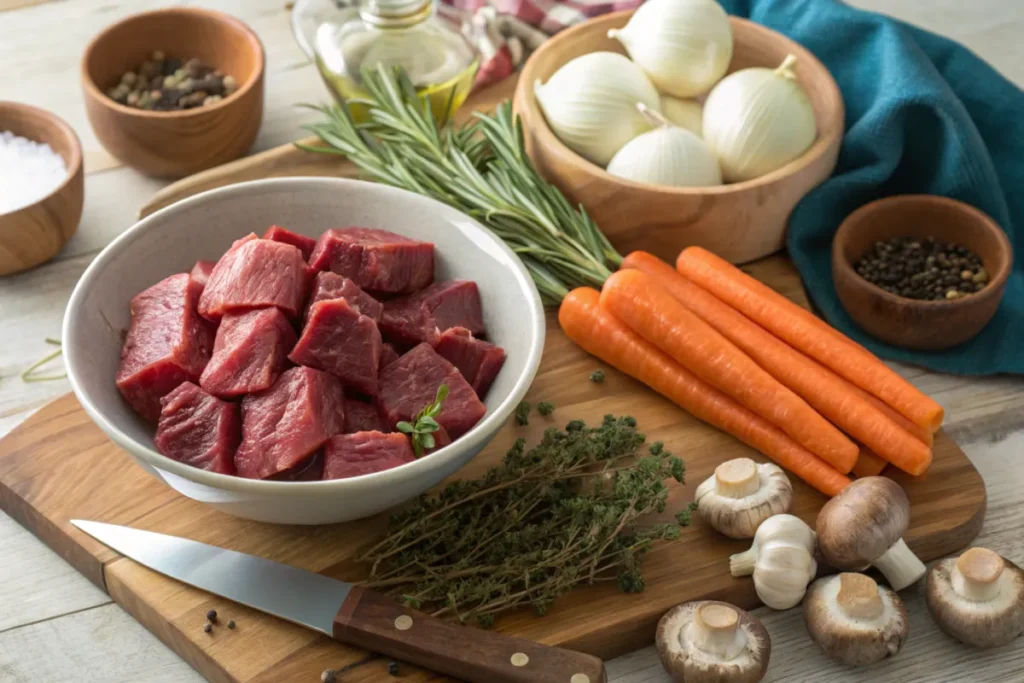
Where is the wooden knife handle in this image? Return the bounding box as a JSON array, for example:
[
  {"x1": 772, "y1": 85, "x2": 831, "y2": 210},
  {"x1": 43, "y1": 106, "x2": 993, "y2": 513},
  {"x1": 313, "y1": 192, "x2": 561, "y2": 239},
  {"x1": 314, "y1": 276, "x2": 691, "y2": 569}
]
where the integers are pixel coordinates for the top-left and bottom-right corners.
[{"x1": 333, "y1": 586, "x2": 606, "y2": 683}]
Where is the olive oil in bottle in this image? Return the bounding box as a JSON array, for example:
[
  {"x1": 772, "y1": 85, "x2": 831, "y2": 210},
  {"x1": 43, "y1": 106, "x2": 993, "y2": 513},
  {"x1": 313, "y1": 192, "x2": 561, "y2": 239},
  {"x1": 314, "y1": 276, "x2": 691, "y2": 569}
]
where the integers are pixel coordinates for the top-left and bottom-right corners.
[{"x1": 314, "y1": 0, "x2": 479, "y2": 122}]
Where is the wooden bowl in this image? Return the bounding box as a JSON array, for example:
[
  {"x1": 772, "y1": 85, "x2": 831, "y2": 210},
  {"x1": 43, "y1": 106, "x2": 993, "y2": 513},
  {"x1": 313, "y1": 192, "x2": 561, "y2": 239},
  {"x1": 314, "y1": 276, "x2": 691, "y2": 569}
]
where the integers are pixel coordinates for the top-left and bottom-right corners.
[
  {"x1": 832, "y1": 195, "x2": 1012, "y2": 351},
  {"x1": 0, "y1": 102, "x2": 84, "y2": 276},
  {"x1": 81, "y1": 7, "x2": 265, "y2": 178},
  {"x1": 515, "y1": 12, "x2": 844, "y2": 264}
]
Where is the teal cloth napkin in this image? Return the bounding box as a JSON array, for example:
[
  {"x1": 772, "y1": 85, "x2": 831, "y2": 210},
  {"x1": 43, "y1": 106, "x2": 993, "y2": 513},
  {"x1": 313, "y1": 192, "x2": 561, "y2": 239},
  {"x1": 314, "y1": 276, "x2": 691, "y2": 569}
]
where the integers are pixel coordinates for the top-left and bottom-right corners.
[{"x1": 717, "y1": 0, "x2": 1023, "y2": 375}]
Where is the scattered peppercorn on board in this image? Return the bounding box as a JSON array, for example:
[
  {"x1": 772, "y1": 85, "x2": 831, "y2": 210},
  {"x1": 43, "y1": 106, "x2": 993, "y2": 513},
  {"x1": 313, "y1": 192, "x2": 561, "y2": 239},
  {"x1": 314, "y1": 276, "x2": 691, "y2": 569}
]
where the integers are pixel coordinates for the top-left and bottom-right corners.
[{"x1": 0, "y1": 77, "x2": 985, "y2": 682}]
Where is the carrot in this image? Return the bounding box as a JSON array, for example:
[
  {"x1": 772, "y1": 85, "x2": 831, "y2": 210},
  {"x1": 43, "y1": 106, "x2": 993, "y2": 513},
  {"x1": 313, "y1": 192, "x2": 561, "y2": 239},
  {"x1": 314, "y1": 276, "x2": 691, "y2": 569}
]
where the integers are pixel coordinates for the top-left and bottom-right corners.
[
  {"x1": 600, "y1": 269, "x2": 858, "y2": 473},
  {"x1": 856, "y1": 389, "x2": 934, "y2": 447},
  {"x1": 558, "y1": 288, "x2": 851, "y2": 496},
  {"x1": 675, "y1": 247, "x2": 945, "y2": 433},
  {"x1": 852, "y1": 448, "x2": 888, "y2": 478},
  {"x1": 621, "y1": 251, "x2": 933, "y2": 476}
]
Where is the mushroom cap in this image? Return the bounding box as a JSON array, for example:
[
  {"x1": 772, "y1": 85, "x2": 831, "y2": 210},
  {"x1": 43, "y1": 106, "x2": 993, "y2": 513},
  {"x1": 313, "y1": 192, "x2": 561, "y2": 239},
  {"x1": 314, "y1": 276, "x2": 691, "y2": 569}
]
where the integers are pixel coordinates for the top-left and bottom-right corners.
[
  {"x1": 925, "y1": 548, "x2": 1024, "y2": 648},
  {"x1": 803, "y1": 573, "x2": 908, "y2": 666},
  {"x1": 656, "y1": 600, "x2": 770, "y2": 683},
  {"x1": 695, "y1": 460, "x2": 793, "y2": 539},
  {"x1": 815, "y1": 477, "x2": 910, "y2": 569}
]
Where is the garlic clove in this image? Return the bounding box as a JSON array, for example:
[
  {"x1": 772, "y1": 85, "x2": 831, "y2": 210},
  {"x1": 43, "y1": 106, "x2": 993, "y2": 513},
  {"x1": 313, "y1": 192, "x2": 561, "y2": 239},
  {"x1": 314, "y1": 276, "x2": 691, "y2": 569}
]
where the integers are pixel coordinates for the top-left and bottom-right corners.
[
  {"x1": 533, "y1": 52, "x2": 660, "y2": 166},
  {"x1": 753, "y1": 544, "x2": 817, "y2": 610},
  {"x1": 702, "y1": 54, "x2": 818, "y2": 182},
  {"x1": 609, "y1": 0, "x2": 733, "y2": 98}
]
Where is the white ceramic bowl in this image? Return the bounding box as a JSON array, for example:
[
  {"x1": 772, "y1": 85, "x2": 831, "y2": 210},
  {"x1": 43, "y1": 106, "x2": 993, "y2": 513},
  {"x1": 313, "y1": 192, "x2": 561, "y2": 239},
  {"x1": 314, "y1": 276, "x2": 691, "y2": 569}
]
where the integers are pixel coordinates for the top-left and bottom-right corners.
[{"x1": 63, "y1": 178, "x2": 545, "y2": 524}]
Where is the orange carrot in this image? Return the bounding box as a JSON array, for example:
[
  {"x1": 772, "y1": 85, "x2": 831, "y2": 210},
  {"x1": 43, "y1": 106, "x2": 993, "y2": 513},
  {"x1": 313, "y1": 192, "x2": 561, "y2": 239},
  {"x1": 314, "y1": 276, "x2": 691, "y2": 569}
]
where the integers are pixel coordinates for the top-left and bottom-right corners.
[
  {"x1": 856, "y1": 388, "x2": 934, "y2": 447},
  {"x1": 676, "y1": 247, "x2": 944, "y2": 433},
  {"x1": 558, "y1": 288, "x2": 851, "y2": 496},
  {"x1": 621, "y1": 251, "x2": 933, "y2": 476},
  {"x1": 852, "y1": 448, "x2": 888, "y2": 478},
  {"x1": 600, "y1": 269, "x2": 858, "y2": 473}
]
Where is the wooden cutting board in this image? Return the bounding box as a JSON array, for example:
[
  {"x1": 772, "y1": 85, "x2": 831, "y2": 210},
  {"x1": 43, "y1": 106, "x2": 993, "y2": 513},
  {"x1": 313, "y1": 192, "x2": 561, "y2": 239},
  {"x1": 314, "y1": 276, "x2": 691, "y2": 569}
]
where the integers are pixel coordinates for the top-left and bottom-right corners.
[{"x1": 2, "y1": 75, "x2": 985, "y2": 682}]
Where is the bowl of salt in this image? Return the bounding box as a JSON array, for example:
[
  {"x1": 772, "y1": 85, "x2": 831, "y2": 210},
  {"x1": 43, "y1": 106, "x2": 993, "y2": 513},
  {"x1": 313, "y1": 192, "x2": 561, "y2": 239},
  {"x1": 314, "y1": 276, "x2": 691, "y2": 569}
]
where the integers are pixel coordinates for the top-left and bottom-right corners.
[{"x1": 0, "y1": 102, "x2": 84, "y2": 276}]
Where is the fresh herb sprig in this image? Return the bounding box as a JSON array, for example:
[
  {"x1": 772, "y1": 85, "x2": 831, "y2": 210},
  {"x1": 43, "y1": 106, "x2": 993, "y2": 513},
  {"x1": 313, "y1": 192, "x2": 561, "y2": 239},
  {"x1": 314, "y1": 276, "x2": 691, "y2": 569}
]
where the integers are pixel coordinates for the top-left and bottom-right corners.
[
  {"x1": 397, "y1": 384, "x2": 449, "y2": 456},
  {"x1": 360, "y1": 415, "x2": 687, "y2": 625},
  {"x1": 22, "y1": 338, "x2": 66, "y2": 383},
  {"x1": 299, "y1": 66, "x2": 623, "y2": 305}
]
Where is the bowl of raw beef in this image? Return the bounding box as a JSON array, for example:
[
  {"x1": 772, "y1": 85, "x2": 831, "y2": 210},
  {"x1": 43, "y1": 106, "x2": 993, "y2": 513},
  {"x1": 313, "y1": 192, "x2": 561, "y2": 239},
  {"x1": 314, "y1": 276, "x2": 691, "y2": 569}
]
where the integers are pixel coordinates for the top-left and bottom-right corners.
[{"x1": 63, "y1": 177, "x2": 545, "y2": 524}]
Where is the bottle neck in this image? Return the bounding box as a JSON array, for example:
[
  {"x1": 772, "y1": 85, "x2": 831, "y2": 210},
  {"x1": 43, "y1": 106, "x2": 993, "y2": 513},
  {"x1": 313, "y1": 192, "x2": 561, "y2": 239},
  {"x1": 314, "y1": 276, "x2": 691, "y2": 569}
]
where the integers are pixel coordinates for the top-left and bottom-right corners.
[{"x1": 358, "y1": 0, "x2": 433, "y2": 28}]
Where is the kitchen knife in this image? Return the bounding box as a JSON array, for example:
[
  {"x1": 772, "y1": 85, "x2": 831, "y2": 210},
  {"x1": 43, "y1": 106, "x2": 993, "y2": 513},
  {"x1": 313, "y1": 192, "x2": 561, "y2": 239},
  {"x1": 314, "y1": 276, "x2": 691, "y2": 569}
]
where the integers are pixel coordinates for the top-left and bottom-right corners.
[{"x1": 72, "y1": 520, "x2": 606, "y2": 683}]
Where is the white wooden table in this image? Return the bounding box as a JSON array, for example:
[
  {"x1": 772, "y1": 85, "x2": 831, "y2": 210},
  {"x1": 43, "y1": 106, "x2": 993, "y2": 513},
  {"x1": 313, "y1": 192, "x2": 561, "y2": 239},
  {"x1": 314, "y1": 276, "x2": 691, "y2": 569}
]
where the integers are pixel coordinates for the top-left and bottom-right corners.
[{"x1": 1, "y1": 1, "x2": 1022, "y2": 681}]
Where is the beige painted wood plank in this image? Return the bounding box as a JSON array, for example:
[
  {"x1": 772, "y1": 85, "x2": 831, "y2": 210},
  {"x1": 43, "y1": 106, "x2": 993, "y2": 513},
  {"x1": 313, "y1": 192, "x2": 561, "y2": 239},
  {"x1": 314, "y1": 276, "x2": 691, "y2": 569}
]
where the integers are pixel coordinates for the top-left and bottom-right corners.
[
  {"x1": 0, "y1": 602, "x2": 202, "y2": 682},
  {"x1": 0, "y1": 0, "x2": 56, "y2": 12},
  {"x1": 0, "y1": 512, "x2": 110, "y2": 633}
]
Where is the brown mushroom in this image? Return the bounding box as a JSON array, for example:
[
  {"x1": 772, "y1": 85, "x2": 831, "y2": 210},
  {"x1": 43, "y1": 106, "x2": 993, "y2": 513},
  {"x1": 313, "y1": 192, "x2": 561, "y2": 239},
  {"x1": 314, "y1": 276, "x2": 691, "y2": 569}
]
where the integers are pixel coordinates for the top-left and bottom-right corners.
[
  {"x1": 695, "y1": 458, "x2": 793, "y2": 539},
  {"x1": 815, "y1": 476, "x2": 926, "y2": 590},
  {"x1": 656, "y1": 600, "x2": 770, "y2": 683},
  {"x1": 803, "y1": 572, "x2": 909, "y2": 666},
  {"x1": 926, "y1": 547, "x2": 1024, "y2": 648}
]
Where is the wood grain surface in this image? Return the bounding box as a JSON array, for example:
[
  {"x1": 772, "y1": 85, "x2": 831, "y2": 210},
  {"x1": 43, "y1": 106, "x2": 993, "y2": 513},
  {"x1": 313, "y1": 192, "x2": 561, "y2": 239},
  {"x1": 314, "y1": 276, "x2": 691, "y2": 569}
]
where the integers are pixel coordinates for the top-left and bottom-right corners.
[
  {"x1": 0, "y1": 251, "x2": 986, "y2": 682},
  {"x1": 2, "y1": 1, "x2": 1024, "y2": 683}
]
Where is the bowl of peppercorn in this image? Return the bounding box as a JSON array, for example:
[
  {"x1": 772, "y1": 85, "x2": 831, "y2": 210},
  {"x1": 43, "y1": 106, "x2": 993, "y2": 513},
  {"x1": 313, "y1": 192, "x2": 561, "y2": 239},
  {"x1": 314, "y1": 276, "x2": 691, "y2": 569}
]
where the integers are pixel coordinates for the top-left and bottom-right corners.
[
  {"x1": 832, "y1": 194, "x2": 1012, "y2": 351},
  {"x1": 81, "y1": 7, "x2": 265, "y2": 178}
]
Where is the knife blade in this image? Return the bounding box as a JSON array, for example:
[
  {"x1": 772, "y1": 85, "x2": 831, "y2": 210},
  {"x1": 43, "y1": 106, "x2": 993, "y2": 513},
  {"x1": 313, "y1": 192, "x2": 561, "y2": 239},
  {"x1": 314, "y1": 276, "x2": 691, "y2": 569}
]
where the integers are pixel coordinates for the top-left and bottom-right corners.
[{"x1": 72, "y1": 520, "x2": 607, "y2": 683}]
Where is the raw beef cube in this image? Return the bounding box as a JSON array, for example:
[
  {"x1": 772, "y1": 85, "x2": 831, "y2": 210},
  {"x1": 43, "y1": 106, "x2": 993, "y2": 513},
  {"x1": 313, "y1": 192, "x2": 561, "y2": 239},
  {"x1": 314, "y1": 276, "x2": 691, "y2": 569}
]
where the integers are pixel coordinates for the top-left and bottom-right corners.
[
  {"x1": 263, "y1": 224, "x2": 316, "y2": 260},
  {"x1": 306, "y1": 271, "x2": 383, "y2": 321},
  {"x1": 323, "y1": 432, "x2": 415, "y2": 480},
  {"x1": 308, "y1": 227, "x2": 434, "y2": 293},
  {"x1": 234, "y1": 367, "x2": 345, "y2": 479},
  {"x1": 376, "y1": 343, "x2": 486, "y2": 438},
  {"x1": 269, "y1": 452, "x2": 324, "y2": 481},
  {"x1": 379, "y1": 281, "x2": 484, "y2": 347},
  {"x1": 199, "y1": 236, "x2": 308, "y2": 321},
  {"x1": 379, "y1": 343, "x2": 400, "y2": 370},
  {"x1": 116, "y1": 273, "x2": 215, "y2": 421},
  {"x1": 435, "y1": 327, "x2": 506, "y2": 398},
  {"x1": 190, "y1": 260, "x2": 216, "y2": 291},
  {"x1": 344, "y1": 398, "x2": 385, "y2": 433},
  {"x1": 290, "y1": 298, "x2": 382, "y2": 395},
  {"x1": 155, "y1": 382, "x2": 239, "y2": 475},
  {"x1": 200, "y1": 308, "x2": 297, "y2": 397}
]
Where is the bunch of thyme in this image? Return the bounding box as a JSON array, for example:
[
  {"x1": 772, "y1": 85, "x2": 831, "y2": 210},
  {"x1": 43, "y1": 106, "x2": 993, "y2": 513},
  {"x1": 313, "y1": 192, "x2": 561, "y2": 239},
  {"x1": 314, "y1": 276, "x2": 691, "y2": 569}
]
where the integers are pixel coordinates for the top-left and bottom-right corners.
[
  {"x1": 359, "y1": 415, "x2": 688, "y2": 625},
  {"x1": 299, "y1": 66, "x2": 623, "y2": 305}
]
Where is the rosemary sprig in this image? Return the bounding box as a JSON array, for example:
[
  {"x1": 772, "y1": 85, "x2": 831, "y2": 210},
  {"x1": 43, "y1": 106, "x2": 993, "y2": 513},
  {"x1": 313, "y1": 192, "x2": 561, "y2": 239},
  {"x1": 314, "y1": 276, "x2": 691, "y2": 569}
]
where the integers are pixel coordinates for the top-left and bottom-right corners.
[
  {"x1": 299, "y1": 66, "x2": 623, "y2": 305},
  {"x1": 22, "y1": 338, "x2": 67, "y2": 383},
  {"x1": 359, "y1": 415, "x2": 687, "y2": 625},
  {"x1": 396, "y1": 384, "x2": 449, "y2": 456}
]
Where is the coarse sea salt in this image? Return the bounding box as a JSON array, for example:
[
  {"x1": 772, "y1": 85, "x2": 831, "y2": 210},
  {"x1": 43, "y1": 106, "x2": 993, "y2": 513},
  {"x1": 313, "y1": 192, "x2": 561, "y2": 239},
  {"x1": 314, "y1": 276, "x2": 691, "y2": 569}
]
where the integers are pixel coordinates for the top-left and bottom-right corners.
[{"x1": 0, "y1": 130, "x2": 69, "y2": 216}]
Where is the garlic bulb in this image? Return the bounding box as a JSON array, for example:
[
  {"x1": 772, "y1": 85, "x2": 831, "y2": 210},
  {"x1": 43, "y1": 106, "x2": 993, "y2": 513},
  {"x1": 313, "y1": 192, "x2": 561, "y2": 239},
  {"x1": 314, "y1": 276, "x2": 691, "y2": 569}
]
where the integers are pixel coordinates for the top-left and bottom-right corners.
[
  {"x1": 702, "y1": 54, "x2": 817, "y2": 182},
  {"x1": 660, "y1": 96, "x2": 704, "y2": 137},
  {"x1": 607, "y1": 104, "x2": 721, "y2": 187},
  {"x1": 694, "y1": 458, "x2": 792, "y2": 539},
  {"x1": 730, "y1": 514, "x2": 817, "y2": 610},
  {"x1": 534, "y1": 51, "x2": 660, "y2": 166},
  {"x1": 607, "y1": 0, "x2": 733, "y2": 98}
]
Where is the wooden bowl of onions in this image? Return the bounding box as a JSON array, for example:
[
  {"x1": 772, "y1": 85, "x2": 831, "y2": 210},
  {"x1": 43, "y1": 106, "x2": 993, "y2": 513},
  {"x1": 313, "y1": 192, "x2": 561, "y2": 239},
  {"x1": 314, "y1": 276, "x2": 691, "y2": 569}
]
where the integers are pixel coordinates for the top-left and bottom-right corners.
[{"x1": 514, "y1": 6, "x2": 844, "y2": 264}]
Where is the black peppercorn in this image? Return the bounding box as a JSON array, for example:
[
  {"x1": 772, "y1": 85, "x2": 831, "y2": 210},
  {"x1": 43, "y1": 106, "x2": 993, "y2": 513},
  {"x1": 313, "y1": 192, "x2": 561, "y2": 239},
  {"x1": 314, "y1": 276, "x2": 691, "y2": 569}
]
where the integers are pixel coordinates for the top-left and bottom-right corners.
[
  {"x1": 207, "y1": 609, "x2": 217, "y2": 622},
  {"x1": 853, "y1": 236, "x2": 988, "y2": 301},
  {"x1": 321, "y1": 670, "x2": 337, "y2": 683},
  {"x1": 227, "y1": 620, "x2": 236, "y2": 629},
  {"x1": 203, "y1": 623, "x2": 212, "y2": 634},
  {"x1": 388, "y1": 661, "x2": 400, "y2": 676}
]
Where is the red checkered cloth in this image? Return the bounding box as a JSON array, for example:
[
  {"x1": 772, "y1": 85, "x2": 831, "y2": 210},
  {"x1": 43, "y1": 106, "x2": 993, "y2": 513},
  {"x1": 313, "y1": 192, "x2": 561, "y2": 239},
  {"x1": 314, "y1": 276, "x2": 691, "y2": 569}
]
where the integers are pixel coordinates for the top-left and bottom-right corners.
[{"x1": 439, "y1": 0, "x2": 643, "y2": 89}]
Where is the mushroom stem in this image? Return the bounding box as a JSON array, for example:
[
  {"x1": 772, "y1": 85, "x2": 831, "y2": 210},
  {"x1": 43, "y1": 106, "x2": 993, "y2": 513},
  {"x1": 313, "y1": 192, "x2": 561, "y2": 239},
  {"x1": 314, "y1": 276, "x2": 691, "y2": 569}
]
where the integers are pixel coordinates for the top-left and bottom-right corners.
[
  {"x1": 715, "y1": 458, "x2": 761, "y2": 499},
  {"x1": 873, "y1": 538, "x2": 927, "y2": 591},
  {"x1": 952, "y1": 547, "x2": 1005, "y2": 602},
  {"x1": 836, "y1": 573, "x2": 884, "y2": 620},
  {"x1": 689, "y1": 604, "x2": 748, "y2": 661},
  {"x1": 729, "y1": 549, "x2": 757, "y2": 577}
]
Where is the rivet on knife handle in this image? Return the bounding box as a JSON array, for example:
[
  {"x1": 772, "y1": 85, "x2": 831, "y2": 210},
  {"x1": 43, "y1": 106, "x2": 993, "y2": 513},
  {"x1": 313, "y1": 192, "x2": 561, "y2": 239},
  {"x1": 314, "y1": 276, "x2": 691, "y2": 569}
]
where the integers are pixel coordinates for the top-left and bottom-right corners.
[{"x1": 333, "y1": 586, "x2": 607, "y2": 683}]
